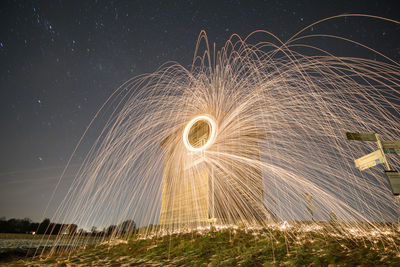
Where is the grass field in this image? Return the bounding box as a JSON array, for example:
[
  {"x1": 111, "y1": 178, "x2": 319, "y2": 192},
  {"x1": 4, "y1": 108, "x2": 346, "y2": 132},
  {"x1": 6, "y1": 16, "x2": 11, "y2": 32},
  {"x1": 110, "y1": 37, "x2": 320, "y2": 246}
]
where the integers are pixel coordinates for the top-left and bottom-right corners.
[{"x1": 2, "y1": 224, "x2": 400, "y2": 266}]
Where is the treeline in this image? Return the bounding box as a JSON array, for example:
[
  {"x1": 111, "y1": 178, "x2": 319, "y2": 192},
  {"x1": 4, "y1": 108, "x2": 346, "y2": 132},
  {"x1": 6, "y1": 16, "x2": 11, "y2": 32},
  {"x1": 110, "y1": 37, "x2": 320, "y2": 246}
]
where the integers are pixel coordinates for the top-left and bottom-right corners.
[
  {"x1": 101, "y1": 219, "x2": 136, "y2": 236},
  {"x1": 0, "y1": 217, "x2": 77, "y2": 235},
  {"x1": 0, "y1": 217, "x2": 136, "y2": 236}
]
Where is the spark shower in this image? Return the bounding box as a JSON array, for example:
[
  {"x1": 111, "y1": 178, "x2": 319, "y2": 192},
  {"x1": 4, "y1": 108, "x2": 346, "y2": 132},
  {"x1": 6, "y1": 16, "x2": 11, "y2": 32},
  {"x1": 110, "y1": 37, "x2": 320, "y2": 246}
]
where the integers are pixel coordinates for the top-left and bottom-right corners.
[{"x1": 40, "y1": 15, "x2": 400, "y2": 252}]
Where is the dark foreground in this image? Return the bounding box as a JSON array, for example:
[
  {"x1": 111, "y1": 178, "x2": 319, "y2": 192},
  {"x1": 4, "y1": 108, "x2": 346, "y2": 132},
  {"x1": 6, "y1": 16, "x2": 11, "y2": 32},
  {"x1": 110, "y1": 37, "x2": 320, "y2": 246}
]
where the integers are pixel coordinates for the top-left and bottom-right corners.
[{"x1": 2, "y1": 226, "x2": 400, "y2": 266}]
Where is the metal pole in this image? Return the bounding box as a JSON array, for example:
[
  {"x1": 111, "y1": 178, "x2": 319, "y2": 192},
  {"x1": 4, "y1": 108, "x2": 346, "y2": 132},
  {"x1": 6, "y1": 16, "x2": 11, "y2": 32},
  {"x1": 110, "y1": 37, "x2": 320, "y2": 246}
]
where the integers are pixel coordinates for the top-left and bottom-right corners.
[{"x1": 375, "y1": 134, "x2": 391, "y2": 171}]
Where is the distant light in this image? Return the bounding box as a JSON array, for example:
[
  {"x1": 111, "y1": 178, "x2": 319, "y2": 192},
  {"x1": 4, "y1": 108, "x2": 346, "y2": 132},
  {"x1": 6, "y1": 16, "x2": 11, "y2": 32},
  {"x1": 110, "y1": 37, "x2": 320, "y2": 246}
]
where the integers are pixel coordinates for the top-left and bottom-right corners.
[
  {"x1": 183, "y1": 115, "x2": 216, "y2": 152},
  {"x1": 280, "y1": 221, "x2": 290, "y2": 230}
]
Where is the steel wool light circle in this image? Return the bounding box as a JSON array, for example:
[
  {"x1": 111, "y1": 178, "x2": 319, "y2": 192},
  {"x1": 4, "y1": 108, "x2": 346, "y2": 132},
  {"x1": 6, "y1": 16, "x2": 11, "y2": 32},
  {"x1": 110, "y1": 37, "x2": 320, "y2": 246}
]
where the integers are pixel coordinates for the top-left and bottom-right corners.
[{"x1": 183, "y1": 115, "x2": 216, "y2": 152}]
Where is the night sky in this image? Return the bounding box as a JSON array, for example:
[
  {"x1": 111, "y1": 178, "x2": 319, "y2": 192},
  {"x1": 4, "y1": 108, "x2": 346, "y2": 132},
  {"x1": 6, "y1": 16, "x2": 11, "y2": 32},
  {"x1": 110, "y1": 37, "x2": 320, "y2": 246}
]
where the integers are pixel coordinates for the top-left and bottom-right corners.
[{"x1": 0, "y1": 0, "x2": 399, "y2": 223}]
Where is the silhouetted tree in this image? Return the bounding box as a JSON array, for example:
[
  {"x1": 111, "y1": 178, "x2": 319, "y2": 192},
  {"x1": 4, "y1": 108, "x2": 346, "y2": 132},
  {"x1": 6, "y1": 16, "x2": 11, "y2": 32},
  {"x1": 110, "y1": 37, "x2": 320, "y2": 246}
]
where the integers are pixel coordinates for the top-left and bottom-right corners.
[
  {"x1": 106, "y1": 225, "x2": 117, "y2": 236},
  {"x1": 21, "y1": 218, "x2": 31, "y2": 233},
  {"x1": 68, "y1": 224, "x2": 78, "y2": 235},
  {"x1": 90, "y1": 226, "x2": 98, "y2": 235},
  {"x1": 37, "y1": 218, "x2": 51, "y2": 234},
  {"x1": 117, "y1": 220, "x2": 136, "y2": 235}
]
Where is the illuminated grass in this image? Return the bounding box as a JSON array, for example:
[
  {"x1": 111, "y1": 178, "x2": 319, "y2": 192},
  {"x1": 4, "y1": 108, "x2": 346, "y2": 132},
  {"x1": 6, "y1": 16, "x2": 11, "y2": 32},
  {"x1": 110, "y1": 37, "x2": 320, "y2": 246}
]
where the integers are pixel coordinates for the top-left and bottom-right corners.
[{"x1": 7, "y1": 226, "x2": 400, "y2": 266}]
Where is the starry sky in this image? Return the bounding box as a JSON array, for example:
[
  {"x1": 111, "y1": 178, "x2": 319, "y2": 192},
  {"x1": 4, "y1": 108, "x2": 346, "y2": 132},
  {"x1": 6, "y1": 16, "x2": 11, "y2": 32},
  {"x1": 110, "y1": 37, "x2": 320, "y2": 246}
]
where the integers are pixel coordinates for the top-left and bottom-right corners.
[{"x1": 0, "y1": 0, "x2": 399, "y2": 223}]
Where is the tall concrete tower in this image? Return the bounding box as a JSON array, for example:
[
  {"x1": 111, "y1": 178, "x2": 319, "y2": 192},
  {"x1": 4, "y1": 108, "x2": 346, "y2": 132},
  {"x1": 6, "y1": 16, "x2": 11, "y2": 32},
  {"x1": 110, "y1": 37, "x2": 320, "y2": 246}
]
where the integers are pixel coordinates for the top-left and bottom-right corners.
[{"x1": 160, "y1": 115, "x2": 267, "y2": 228}]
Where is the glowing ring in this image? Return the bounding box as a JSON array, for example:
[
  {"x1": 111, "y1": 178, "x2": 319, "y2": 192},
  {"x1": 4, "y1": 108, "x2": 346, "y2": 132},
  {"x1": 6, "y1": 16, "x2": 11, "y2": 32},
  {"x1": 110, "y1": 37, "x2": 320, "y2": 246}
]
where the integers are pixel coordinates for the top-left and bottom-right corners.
[{"x1": 183, "y1": 115, "x2": 216, "y2": 152}]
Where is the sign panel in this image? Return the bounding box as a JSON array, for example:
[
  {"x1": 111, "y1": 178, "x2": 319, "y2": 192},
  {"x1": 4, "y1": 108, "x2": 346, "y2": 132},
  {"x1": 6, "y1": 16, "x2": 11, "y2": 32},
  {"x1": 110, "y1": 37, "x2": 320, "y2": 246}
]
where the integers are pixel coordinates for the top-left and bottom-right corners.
[
  {"x1": 382, "y1": 140, "x2": 400, "y2": 154},
  {"x1": 385, "y1": 171, "x2": 400, "y2": 195},
  {"x1": 346, "y1": 132, "x2": 377, "y2": 142},
  {"x1": 354, "y1": 149, "x2": 385, "y2": 171}
]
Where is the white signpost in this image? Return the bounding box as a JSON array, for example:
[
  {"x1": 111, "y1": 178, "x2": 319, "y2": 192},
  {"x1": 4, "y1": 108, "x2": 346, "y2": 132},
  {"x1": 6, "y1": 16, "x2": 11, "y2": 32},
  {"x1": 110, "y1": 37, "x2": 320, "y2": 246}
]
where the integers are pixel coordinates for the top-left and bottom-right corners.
[
  {"x1": 346, "y1": 132, "x2": 400, "y2": 197},
  {"x1": 346, "y1": 132, "x2": 390, "y2": 171},
  {"x1": 354, "y1": 149, "x2": 385, "y2": 171}
]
